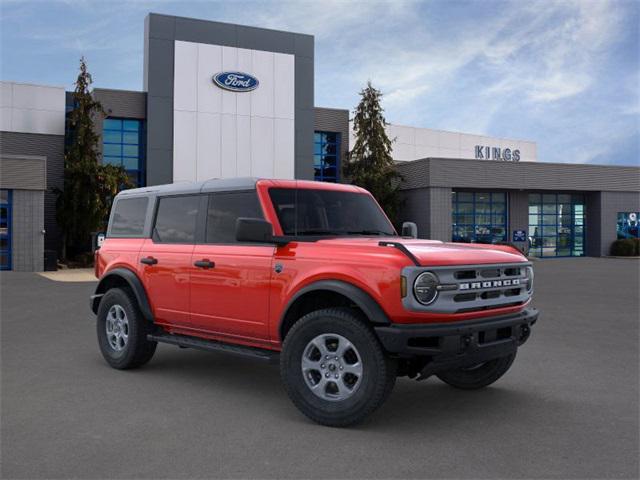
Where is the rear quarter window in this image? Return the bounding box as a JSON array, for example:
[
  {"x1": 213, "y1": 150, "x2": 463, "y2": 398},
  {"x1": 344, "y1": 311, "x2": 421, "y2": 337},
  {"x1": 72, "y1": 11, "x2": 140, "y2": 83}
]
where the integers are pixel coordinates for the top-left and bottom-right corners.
[{"x1": 109, "y1": 197, "x2": 148, "y2": 237}]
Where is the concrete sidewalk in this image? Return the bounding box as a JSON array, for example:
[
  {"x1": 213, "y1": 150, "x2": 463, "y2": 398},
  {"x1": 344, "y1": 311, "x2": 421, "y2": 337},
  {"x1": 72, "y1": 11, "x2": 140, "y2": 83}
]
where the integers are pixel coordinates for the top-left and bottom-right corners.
[{"x1": 37, "y1": 268, "x2": 97, "y2": 282}]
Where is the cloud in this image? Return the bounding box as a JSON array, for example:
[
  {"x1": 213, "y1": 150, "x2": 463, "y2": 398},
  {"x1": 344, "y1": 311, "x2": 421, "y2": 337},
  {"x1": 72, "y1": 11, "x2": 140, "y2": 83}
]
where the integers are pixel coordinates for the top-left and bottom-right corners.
[
  {"x1": 300, "y1": 0, "x2": 629, "y2": 132},
  {"x1": 250, "y1": 0, "x2": 404, "y2": 37},
  {"x1": 1, "y1": 0, "x2": 637, "y2": 165},
  {"x1": 481, "y1": 0, "x2": 624, "y2": 103}
]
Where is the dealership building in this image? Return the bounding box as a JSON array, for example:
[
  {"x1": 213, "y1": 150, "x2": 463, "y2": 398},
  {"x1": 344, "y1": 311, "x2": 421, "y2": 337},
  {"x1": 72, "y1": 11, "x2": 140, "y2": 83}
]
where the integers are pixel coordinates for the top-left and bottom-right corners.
[{"x1": 1, "y1": 13, "x2": 639, "y2": 271}]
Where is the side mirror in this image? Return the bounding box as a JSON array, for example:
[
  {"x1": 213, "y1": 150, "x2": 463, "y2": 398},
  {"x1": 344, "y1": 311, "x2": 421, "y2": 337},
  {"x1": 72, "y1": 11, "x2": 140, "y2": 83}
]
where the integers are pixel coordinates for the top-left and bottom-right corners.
[
  {"x1": 236, "y1": 218, "x2": 274, "y2": 243},
  {"x1": 236, "y1": 218, "x2": 289, "y2": 246},
  {"x1": 401, "y1": 222, "x2": 418, "y2": 239}
]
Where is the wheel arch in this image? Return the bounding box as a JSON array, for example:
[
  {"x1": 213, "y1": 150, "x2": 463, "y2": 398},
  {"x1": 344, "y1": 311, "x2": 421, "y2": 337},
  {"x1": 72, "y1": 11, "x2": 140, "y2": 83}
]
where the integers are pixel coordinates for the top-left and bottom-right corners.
[
  {"x1": 91, "y1": 268, "x2": 154, "y2": 322},
  {"x1": 279, "y1": 280, "x2": 391, "y2": 341}
]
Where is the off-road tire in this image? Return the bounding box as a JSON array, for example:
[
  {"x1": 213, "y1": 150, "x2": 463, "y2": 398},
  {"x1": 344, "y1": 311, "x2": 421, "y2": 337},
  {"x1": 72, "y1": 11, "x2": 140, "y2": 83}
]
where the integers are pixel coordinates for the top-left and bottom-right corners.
[
  {"x1": 280, "y1": 308, "x2": 396, "y2": 427},
  {"x1": 97, "y1": 287, "x2": 157, "y2": 369},
  {"x1": 436, "y1": 352, "x2": 516, "y2": 390}
]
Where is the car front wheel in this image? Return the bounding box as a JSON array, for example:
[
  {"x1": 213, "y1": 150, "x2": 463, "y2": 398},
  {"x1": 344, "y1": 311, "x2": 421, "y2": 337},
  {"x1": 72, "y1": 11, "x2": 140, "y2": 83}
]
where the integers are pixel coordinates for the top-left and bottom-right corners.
[{"x1": 280, "y1": 308, "x2": 396, "y2": 427}]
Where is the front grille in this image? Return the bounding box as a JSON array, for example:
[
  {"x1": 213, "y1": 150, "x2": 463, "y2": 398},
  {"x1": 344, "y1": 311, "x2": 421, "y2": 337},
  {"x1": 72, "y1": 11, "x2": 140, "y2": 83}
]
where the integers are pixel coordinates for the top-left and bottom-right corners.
[
  {"x1": 480, "y1": 290, "x2": 501, "y2": 300},
  {"x1": 480, "y1": 268, "x2": 501, "y2": 278},
  {"x1": 402, "y1": 262, "x2": 532, "y2": 314},
  {"x1": 455, "y1": 270, "x2": 476, "y2": 280},
  {"x1": 454, "y1": 293, "x2": 477, "y2": 302}
]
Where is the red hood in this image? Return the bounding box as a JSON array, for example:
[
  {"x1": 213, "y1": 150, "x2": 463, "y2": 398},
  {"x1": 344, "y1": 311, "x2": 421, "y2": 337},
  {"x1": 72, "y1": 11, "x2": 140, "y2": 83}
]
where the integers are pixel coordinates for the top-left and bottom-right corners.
[{"x1": 316, "y1": 237, "x2": 527, "y2": 266}]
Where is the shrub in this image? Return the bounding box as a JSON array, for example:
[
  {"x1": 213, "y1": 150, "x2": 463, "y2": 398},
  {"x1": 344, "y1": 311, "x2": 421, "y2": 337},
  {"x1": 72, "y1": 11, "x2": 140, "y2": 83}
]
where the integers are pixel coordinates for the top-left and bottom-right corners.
[{"x1": 610, "y1": 238, "x2": 640, "y2": 256}]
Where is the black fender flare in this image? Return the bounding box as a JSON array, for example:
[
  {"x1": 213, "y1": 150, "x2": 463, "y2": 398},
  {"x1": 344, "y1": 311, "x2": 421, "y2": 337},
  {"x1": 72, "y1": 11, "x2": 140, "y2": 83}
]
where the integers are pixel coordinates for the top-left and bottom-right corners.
[
  {"x1": 280, "y1": 280, "x2": 391, "y2": 338},
  {"x1": 91, "y1": 268, "x2": 154, "y2": 322}
]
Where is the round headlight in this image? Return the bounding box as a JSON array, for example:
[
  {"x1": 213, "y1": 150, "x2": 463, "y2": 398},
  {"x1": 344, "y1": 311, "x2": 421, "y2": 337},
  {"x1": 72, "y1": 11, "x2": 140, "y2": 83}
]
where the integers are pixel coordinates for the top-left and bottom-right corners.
[
  {"x1": 525, "y1": 266, "x2": 534, "y2": 293},
  {"x1": 414, "y1": 272, "x2": 439, "y2": 305}
]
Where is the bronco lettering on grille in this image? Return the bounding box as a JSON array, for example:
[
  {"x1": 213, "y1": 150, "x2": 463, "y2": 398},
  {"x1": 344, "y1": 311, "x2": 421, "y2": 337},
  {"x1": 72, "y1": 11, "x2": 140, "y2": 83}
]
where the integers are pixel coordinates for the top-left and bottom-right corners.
[{"x1": 459, "y1": 279, "x2": 520, "y2": 290}]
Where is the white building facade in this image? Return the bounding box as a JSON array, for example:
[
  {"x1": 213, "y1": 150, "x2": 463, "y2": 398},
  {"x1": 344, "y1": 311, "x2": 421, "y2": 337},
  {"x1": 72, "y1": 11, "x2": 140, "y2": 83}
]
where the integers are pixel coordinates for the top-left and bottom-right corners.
[
  {"x1": 172, "y1": 42, "x2": 295, "y2": 182},
  {"x1": 0, "y1": 82, "x2": 66, "y2": 271},
  {"x1": 350, "y1": 123, "x2": 537, "y2": 163}
]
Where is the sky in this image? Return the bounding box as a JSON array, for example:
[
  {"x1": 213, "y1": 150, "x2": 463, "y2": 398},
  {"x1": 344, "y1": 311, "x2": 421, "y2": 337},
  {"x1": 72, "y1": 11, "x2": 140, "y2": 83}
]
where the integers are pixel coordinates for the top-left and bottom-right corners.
[{"x1": 1, "y1": 0, "x2": 638, "y2": 166}]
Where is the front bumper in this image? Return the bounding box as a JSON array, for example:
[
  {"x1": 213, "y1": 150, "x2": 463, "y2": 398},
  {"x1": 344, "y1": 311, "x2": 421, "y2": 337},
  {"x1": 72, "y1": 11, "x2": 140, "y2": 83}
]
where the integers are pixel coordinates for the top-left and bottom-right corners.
[{"x1": 374, "y1": 308, "x2": 538, "y2": 374}]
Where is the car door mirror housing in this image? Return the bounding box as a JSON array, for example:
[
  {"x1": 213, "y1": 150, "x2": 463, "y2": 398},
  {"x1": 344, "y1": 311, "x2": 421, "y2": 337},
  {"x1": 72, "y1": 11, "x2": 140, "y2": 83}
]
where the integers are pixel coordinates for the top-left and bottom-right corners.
[
  {"x1": 236, "y1": 218, "x2": 288, "y2": 245},
  {"x1": 401, "y1": 222, "x2": 418, "y2": 239}
]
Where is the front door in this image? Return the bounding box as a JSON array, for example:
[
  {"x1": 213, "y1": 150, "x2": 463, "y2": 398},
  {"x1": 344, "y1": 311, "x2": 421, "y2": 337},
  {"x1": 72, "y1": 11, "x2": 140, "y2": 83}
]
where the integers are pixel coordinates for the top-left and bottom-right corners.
[
  {"x1": 138, "y1": 194, "x2": 201, "y2": 327},
  {"x1": 189, "y1": 191, "x2": 274, "y2": 343}
]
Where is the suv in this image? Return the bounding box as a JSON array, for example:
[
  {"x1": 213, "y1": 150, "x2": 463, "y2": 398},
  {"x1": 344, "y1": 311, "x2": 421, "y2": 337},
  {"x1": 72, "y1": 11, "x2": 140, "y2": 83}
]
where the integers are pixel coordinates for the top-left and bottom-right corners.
[{"x1": 92, "y1": 178, "x2": 538, "y2": 427}]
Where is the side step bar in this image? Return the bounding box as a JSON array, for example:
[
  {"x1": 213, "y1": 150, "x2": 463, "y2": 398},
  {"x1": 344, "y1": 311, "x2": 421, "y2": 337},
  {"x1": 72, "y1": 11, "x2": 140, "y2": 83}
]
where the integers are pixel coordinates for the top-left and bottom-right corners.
[{"x1": 147, "y1": 332, "x2": 279, "y2": 363}]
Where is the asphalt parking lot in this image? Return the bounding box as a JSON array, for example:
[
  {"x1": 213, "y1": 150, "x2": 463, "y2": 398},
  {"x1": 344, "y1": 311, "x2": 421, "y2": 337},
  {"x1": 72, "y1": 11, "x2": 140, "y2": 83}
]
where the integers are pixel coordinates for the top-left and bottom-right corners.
[{"x1": 1, "y1": 258, "x2": 638, "y2": 479}]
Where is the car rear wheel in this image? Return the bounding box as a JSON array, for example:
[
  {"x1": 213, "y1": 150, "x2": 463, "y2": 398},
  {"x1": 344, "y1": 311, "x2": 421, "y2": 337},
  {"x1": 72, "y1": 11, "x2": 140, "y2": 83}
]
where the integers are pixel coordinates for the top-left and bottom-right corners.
[
  {"x1": 280, "y1": 308, "x2": 396, "y2": 427},
  {"x1": 97, "y1": 288, "x2": 157, "y2": 369},
  {"x1": 436, "y1": 352, "x2": 516, "y2": 390}
]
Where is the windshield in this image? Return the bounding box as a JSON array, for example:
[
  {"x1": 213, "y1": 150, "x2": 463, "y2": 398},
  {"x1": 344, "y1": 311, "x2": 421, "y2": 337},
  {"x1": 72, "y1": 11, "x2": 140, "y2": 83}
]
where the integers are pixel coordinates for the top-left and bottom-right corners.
[{"x1": 269, "y1": 188, "x2": 396, "y2": 237}]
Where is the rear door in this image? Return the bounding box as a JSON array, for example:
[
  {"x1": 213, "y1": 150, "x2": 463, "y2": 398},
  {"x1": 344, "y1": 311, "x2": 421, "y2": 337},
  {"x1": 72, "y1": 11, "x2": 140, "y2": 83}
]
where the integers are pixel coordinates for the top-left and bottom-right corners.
[
  {"x1": 138, "y1": 194, "x2": 201, "y2": 327},
  {"x1": 189, "y1": 190, "x2": 274, "y2": 343}
]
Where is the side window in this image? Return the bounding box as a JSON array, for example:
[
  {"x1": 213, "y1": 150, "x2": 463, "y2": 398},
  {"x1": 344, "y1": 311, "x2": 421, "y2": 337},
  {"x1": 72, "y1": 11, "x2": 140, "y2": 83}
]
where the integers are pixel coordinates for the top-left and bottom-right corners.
[
  {"x1": 206, "y1": 191, "x2": 263, "y2": 243},
  {"x1": 153, "y1": 195, "x2": 200, "y2": 244},
  {"x1": 110, "y1": 197, "x2": 148, "y2": 237}
]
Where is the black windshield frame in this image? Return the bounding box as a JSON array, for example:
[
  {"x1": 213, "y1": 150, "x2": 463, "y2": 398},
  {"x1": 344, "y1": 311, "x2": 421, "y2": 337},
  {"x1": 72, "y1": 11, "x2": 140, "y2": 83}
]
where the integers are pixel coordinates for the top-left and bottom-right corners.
[{"x1": 268, "y1": 188, "x2": 397, "y2": 238}]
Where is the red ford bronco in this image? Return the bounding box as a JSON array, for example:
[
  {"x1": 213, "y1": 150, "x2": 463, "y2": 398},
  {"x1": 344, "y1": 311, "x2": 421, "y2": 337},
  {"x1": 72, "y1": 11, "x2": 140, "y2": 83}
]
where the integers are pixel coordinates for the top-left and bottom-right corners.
[{"x1": 92, "y1": 178, "x2": 538, "y2": 426}]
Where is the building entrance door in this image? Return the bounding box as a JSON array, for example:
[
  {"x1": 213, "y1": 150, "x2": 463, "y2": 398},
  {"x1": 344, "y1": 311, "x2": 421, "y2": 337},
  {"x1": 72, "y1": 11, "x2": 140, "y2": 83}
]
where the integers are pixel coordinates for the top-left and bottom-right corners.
[
  {"x1": 528, "y1": 193, "x2": 585, "y2": 257},
  {"x1": 452, "y1": 191, "x2": 508, "y2": 244},
  {"x1": 0, "y1": 189, "x2": 12, "y2": 270}
]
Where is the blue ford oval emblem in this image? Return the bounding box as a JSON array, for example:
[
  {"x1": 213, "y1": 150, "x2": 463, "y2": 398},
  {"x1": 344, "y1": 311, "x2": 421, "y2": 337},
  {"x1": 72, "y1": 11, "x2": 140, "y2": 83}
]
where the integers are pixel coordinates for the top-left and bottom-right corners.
[{"x1": 212, "y1": 72, "x2": 259, "y2": 92}]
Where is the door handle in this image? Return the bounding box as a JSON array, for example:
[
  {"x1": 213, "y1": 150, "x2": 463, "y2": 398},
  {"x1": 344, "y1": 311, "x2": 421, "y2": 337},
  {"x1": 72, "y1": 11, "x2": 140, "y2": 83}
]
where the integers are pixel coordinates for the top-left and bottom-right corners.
[
  {"x1": 194, "y1": 259, "x2": 215, "y2": 269},
  {"x1": 140, "y1": 256, "x2": 158, "y2": 266}
]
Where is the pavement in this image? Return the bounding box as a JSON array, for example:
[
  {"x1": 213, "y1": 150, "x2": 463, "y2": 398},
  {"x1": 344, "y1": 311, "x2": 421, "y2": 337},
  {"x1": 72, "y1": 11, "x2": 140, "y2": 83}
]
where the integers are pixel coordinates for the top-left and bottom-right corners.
[{"x1": 1, "y1": 258, "x2": 638, "y2": 479}]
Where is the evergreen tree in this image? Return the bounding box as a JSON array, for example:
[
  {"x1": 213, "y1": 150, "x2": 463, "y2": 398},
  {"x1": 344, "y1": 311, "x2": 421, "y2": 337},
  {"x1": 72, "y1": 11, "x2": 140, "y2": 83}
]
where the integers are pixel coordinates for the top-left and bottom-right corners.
[
  {"x1": 344, "y1": 81, "x2": 402, "y2": 223},
  {"x1": 56, "y1": 57, "x2": 131, "y2": 260}
]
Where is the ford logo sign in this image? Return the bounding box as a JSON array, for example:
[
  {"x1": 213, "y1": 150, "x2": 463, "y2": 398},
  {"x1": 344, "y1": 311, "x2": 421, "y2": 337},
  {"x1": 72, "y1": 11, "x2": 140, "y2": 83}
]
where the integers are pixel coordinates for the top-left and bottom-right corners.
[{"x1": 212, "y1": 72, "x2": 259, "y2": 92}]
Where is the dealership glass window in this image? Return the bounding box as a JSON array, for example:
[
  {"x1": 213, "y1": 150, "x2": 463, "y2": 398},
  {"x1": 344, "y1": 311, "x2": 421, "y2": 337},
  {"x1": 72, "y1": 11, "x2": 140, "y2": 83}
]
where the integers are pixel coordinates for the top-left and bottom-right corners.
[
  {"x1": 451, "y1": 191, "x2": 507, "y2": 244},
  {"x1": 0, "y1": 190, "x2": 12, "y2": 270},
  {"x1": 314, "y1": 132, "x2": 341, "y2": 183},
  {"x1": 102, "y1": 118, "x2": 146, "y2": 187},
  {"x1": 616, "y1": 212, "x2": 639, "y2": 239},
  {"x1": 528, "y1": 193, "x2": 585, "y2": 257}
]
